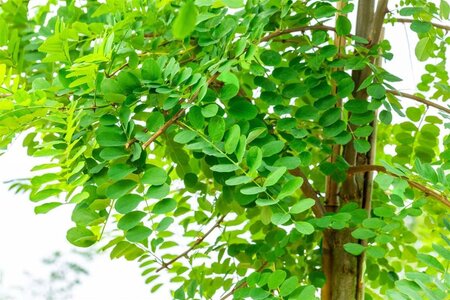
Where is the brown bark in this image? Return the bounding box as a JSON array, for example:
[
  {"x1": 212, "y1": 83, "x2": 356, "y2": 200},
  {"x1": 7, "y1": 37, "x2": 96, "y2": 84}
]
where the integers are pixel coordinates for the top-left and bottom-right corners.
[{"x1": 321, "y1": 1, "x2": 389, "y2": 300}]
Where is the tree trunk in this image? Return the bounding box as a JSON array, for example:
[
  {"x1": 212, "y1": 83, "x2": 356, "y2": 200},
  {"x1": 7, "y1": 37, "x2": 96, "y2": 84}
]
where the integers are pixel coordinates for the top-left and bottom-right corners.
[{"x1": 321, "y1": 1, "x2": 388, "y2": 299}]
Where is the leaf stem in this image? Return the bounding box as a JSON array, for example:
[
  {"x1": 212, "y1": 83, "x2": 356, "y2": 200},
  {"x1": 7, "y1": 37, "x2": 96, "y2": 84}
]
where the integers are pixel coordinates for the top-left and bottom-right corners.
[
  {"x1": 348, "y1": 165, "x2": 450, "y2": 208},
  {"x1": 386, "y1": 90, "x2": 450, "y2": 114},
  {"x1": 156, "y1": 214, "x2": 226, "y2": 272}
]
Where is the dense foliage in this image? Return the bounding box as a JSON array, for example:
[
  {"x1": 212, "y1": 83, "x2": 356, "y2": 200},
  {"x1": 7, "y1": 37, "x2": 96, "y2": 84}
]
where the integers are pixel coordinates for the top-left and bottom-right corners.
[{"x1": 0, "y1": 0, "x2": 449, "y2": 299}]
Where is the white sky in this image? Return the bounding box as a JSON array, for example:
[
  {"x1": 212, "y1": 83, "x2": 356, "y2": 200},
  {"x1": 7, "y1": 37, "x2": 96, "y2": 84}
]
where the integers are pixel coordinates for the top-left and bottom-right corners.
[
  {"x1": 0, "y1": 139, "x2": 164, "y2": 299},
  {"x1": 0, "y1": 0, "x2": 448, "y2": 299}
]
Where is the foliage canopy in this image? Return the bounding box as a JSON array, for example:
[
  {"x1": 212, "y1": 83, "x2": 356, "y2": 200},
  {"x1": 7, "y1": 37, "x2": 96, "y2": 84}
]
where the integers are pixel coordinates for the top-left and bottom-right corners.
[{"x1": 0, "y1": 0, "x2": 449, "y2": 299}]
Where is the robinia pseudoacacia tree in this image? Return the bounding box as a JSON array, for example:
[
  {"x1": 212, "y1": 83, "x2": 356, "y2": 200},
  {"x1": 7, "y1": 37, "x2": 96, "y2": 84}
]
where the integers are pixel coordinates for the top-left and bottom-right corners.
[{"x1": 0, "y1": 0, "x2": 449, "y2": 299}]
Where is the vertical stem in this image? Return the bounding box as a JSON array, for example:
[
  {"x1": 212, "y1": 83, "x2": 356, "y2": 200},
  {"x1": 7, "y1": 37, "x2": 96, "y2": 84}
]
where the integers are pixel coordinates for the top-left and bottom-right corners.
[
  {"x1": 322, "y1": 2, "x2": 346, "y2": 299},
  {"x1": 355, "y1": 25, "x2": 385, "y2": 300}
]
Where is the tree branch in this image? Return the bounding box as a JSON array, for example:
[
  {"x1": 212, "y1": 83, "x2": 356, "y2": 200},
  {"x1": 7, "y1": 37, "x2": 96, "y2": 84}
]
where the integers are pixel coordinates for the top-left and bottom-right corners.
[
  {"x1": 142, "y1": 73, "x2": 219, "y2": 149},
  {"x1": 289, "y1": 168, "x2": 326, "y2": 218},
  {"x1": 219, "y1": 261, "x2": 268, "y2": 300},
  {"x1": 348, "y1": 165, "x2": 450, "y2": 208},
  {"x1": 393, "y1": 17, "x2": 450, "y2": 31},
  {"x1": 156, "y1": 214, "x2": 226, "y2": 272},
  {"x1": 106, "y1": 63, "x2": 128, "y2": 78},
  {"x1": 370, "y1": 0, "x2": 389, "y2": 44},
  {"x1": 386, "y1": 89, "x2": 450, "y2": 114},
  {"x1": 260, "y1": 25, "x2": 339, "y2": 43}
]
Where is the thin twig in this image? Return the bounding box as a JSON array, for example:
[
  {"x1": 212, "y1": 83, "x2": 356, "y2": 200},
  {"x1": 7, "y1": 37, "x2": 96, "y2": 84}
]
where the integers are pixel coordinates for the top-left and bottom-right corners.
[
  {"x1": 98, "y1": 200, "x2": 116, "y2": 241},
  {"x1": 156, "y1": 214, "x2": 226, "y2": 272},
  {"x1": 142, "y1": 73, "x2": 219, "y2": 149},
  {"x1": 348, "y1": 165, "x2": 450, "y2": 208},
  {"x1": 393, "y1": 17, "x2": 450, "y2": 31},
  {"x1": 106, "y1": 63, "x2": 128, "y2": 78},
  {"x1": 289, "y1": 168, "x2": 326, "y2": 218},
  {"x1": 219, "y1": 261, "x2": 269, "y2": 300},
  {"x1": 386, "y1": 89, "x2": 450, "y2": 114},
  {"x1": 260, "y1": 25, "x2": 340, "y2": 42}
]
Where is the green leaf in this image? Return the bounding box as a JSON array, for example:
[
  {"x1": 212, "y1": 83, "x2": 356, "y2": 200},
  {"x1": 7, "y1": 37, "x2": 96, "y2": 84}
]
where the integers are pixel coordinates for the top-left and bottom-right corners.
[
  {"x1": 146, "y1": 112, "x2": 165, "y2": 132},
  {"x1": 152, "y1": 198, "x2": 177, "y2": 214},
  {"x1": 344, "y1": 100, "x2": 369, "y2": 113},
  {"x1": 417, "y1": 253, "x2": 445, "y2": 272},
  {"x1": 336, "y1": 16, "x2": 351, "y2": 35},
  {"x1": 354, "y1": 139, "x2": 371, "y2": 153},
  {"x1": 264, "y1": 167, "x2": 286, "y2": 187},
  {"x1": 223, "y1": 0, "x2": 244, "y2": 8},
  {"x1": 248, "y1": 288, "x2": 270, "y2": 300},
  {"x1": 271, "y1": 212, "x2": 291, "y2": 225},
  {"x1": 30, "y1": 189, "x2": 62, "y2": 202},
  {"x1": 188, "y1": 106, "x2": 205, "y2": 129},
  {"x1": 272, "y1": 67, "x2": 298, "y2": 81},
  {"x1": 319, "y1": 108, "x2": 341, "y2": 127},
  {"x1": 337, "y1": 77, "x2": 355, "y2": 98},
  {"x1": 201, "y1": 104, "x2": 219, "y2": 118},
  {"x1": 268, "y1": 270, "x2": 287, "y2": 290},
  {"x1": 278, "y1": 177, "x2": 303, "y2": 200},
  {"x1": 240, "y1": 186, "x2": 266, "y2": 195},
  {"x1": 217, "y1": 72, "x2": 239, "y2": 88},
  {"x1": 379, "y1": 110, "x2": 392, "y2": 124},
  {"x1": 260, "y1": 50, "x2": 282, "y2": 66},
  {"x1": 34, "y1": 202, "x2": 62, "y2": 214},
  {"x1": 224, "y1": 124, "x2": 241, "y2": 154},
  {"x1": 228, "y1": 99, "x2": 258, "y2": 120},
  {"x1": 410, "y1": 21, "x2": 432, "y2": 33},
  {"x1": 96, "y1": 127, "x2": 127, "y2": 147},
  {"x1": 125, "y1": 225, "x2": 152, "y2": 242},
  {"x1": 118, "y1": 211, "x2": 146, "y2": 231},
  {"x1": 373, "y1": 205, "x2": 395, "y2": 217},
  {"x1": 106, "y1": 180, "x2": 138, "y2": 199},
  {"x1": 279, "y1": 276, "x2": 298, "y2": 297},
  {"x1": 172, "y1": 0, "x2": 198, "y2": 40},
  {"x1": 246, "y1": 146, "x2": 262, "y2": 173},
  {"x1": 107, "y1": 164, "x2": 137, "y2": 181},
  {"x1": 366, "y1": 246, "x2": 386, "y2": 259},
  {"x1": 432, "y1": 243, "x2": 450, "y2": 260},
  {"x1": 210, "y1": 164, "x2": 239, "y2": 172},
  {"x1": 246, "y1": 128, "x2": 266, "y2": 144},
  {"x1": 261, "y1": 140, "x2": 284, "y2": 157},
  {"x1": 351, "y1": 228, "x2": 376, "y2": 239},
  {"x1": 99, "y1": 147, "x2": 129, "y2": 160},
  {"x1": 142, "y1": 58, "x2": 161, "y2": 81},
  {"x1": 142, "y1": 166, "x2": 167, "y2": 185},
  {"x1": 220, "y1": 84, "x2": 239, "y2": 100},
  {"x1": 66, "y1": 227, "x2": 97, "y2": 247},
  {"x1": 283, "y1": 83, "x2": 306, "y2": 98},
  {"x1": 174, "y1": 130, "x2": 197, "y2": 144},
  {"x1": 415, "y1": 37, "x2": 434, "y2": 62},
  {"x1": 146, "y1": 184, "x2": 170, "y2": 199},
  {"x1": 354, "y1": 125, "x2": 373, "y2": 138},
  {"x1": 255, "y1": 198, "x2": 279, "y2": 206},
  {"x1": 367, "y1": 83, "x2": 386, "y2": 99},
  {"x1": 115, "y1": 194, "x2": 143, "y2": 214},
  {"x1": 295, "y1": 222, "x2": 315, "y2": 235},
  {"x1": 295, "y1": 285, "x2": 317, "y2": 300},
  {"x1": 225, "y1": 176, "x2": 252, "y2": 186},
  {"x1": 117, "y1": 72, "x2": 140, "y2": 93},
  {"x1": 441, "y1": 0, "x2": 450, "y2": 19},
  {"x1": 362, "y1": 218, "x2": 384, "y2": 229},
  {"x1": 156, "y1": 217, "x2": 174, "y2": 231},
  {"x1": 343, "y1": 243, "x2": 365, "y2": 255},
  {"x1": 290, "y1": 198, "x2": 316, "y2": 214},
  {"x1": 208, "y1": 116, "x2": 225, "y2": 142}
]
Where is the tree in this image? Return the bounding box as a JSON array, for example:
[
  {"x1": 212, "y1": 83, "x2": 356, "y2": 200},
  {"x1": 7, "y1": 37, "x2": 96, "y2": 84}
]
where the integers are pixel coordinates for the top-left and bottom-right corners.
[{"x1": 0, "y1": 0, "x2": 449, "y2": 299}]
